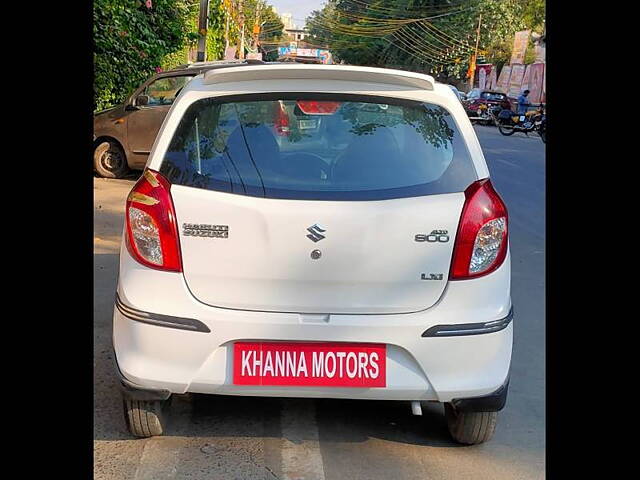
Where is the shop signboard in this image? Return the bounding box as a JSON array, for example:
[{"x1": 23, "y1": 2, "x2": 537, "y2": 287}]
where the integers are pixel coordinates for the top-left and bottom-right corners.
[
  {"x1": 486, "y1": 65, "x2": 497, "y2": 90},
  {"x1": 510, "y1": 30, "x2": 531, "y2": 64},
  {"x1": 296, "y1": 48, "x2": 317, "y2": 57},
  {"x1": 528, "y1": 63, "x2": 545, "y2": 104},
  {"x1": 496, "y1": 65, "x2": 512, "y2": 93},
  {"x1": 521, "y1": 64, "x2": 532, "y2": 93},
  {"x1": 508, "y1": 64, "x2": 526, "y2": 98},
  {"x1": 476, "y1": 64, "x2": 493, "y2": 90},
  {"x1": 318, "y1": 50, "x2": 333, "y2": 64}
]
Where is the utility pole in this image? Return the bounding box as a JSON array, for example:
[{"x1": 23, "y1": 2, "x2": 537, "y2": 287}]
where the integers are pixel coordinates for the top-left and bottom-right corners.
[
  {"x1": 196, "y1": 0, "x2": 210, "y2": 62},
  {"x1": 468, "y1": 13, "x2": 482, "y2": 90},
  {"x1": 238, "y1": 0, "x2": 245, "y2": 59},
  {"x1": 224, "y1": 0, "x2": 230, "y2": 51},
  {"x1": 252, "y1": 1, "x2": 262, "y2": 52}
]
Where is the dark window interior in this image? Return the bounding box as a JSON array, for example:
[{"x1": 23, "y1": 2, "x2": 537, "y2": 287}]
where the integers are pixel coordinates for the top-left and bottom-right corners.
[{"x1": 160, "y1": 93, "x2": 477, "y2": 201}]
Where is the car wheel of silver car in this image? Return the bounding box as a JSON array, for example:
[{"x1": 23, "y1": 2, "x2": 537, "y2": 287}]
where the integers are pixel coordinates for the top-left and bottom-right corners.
[
  {"x1": 444, "y1": 403, "x2": 498, "y2": 445},
  {"x1": 94, "y1": 140, "x2": 128, "y2": 178},
  {"x1": 123, "y1": 396, "x2": 171, "y2": 438}
]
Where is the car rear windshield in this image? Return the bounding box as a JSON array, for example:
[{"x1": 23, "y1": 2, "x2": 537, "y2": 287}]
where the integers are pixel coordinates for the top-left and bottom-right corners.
[{"x1": 160, "y1": 93, "x2": 477, "y2": 201}]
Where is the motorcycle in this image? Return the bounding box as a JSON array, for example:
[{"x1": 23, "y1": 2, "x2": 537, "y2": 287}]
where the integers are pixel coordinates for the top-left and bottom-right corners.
[
  {"x1": 474, "y1": 103, "x2": 492, "y2": 125},
  {"x1": 466, "y1": 102, "x2": 496, "y2": 126},
  {"x1": 492, "y1": 104, "x2": 546, "y2": 143}
]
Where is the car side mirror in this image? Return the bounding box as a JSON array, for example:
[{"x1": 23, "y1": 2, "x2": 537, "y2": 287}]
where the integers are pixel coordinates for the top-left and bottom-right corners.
[
  {"x1": 136, "y1": 95, "x2": 150, "y2": 107},
  {"x1": 125, "y1": 94, "x2": 150, "y2": 111}
]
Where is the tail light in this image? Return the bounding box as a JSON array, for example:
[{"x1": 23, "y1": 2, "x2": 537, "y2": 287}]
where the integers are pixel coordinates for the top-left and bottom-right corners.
[
  {"x1": 450, "y1": 179, "x2": 508, "y2": 280},
  {"x1": 296, "y1": 100, "x2": 341, "y2": 115},
  {"x1": 274, "y1": 101, "x2": 290, "y2": 136},
  {"x1": 125, "y1": 169, "x2": 182, "y2": 272}
]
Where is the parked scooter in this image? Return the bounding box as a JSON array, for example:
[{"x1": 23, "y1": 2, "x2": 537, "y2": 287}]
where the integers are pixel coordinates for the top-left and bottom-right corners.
[{"x1": 492, "y1": 104, "x2": 546, "y2": 143}]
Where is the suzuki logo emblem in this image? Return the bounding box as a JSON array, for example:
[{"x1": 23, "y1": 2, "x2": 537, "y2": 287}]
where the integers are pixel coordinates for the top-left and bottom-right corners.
[{"x1": 306, "y1": 224, "x2": 326, "y2": 242}]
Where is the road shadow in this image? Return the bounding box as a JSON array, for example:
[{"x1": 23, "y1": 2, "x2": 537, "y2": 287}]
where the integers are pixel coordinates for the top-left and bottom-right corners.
[
  {"x1": 315, "y1": 397, "x2": 457, "y2": 447},
  {"x1": 185, "y1": 393, "x2": 457, "y2": 448},
  {"x1": 96, "y1": 381, "x2": 460, "y2": 448}
]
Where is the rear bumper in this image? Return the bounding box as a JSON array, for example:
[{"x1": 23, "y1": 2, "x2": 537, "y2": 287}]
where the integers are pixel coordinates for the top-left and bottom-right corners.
[
  {"x1": 452, "y1": 378, "x2": 509, "y2": 412},
  {"x1": 113, "y1": 243, "x2": 512, "y2": 403},
  {"x1": 113, "y1": 352, "x2": 171, "y2": 401}
]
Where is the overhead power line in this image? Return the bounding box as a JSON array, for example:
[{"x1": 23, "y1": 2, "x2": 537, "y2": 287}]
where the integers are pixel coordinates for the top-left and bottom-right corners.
[
  {"x1": 387, "y1": 34, "x2": 445, "y2": 65},
  {"x1": 304, "y1": 1, "x2": 480, "y2": 67},
  {"x1": 340, "y1": 0, "x2": 474, "y2": 17}
]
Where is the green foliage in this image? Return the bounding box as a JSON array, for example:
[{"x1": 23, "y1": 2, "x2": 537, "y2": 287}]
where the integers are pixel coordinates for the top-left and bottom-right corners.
[
  {"x1": 261, "y1": 6, "x2": 284, "y2": 39},
  {"x1": 520, "y1": 0, "x2": 545, "y2": 33},
  {"x1": 94, "y1": 0, "x2": 194, "y2": 111},
  {"x1": 227, "y1": 0, "x2": 283, "y2": 58},
  {"x1": 306, "y1": 0, "x2": 545, "y2": 83},
  {"x1": 207, "y1": 0, "x2": 226, "y2": 61},
  {"x1": 94, "y1": 0, "x2": 227, "y2": 112},
  {"x1": 160, "y1": 0, "x2": 226, "y2": 69}
]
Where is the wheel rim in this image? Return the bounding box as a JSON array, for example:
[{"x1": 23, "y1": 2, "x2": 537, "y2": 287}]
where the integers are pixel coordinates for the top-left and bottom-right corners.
[{"x1": 100, "y1": 147, "x2": 124, "y2": 172}]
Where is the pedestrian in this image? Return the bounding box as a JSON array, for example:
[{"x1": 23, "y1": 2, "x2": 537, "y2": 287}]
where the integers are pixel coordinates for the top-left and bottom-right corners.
[{"x1": 517, "y1": 89, "x2": 531, "y2": 114}]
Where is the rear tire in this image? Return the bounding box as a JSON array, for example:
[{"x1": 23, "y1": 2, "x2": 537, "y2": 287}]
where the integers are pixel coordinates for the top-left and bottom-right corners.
[
  {"x1": 123, "y1": 396, "x2": 171, "y2": 438},
  {"x1": 444, "y1": 404, "x2": 498, "y2": 445},
  {"x1": 498, "y1": 124, "x2": 516, "y2": 136},
  {"x1": 94, "y1": 140, "x2": 129, "y2": 178}
]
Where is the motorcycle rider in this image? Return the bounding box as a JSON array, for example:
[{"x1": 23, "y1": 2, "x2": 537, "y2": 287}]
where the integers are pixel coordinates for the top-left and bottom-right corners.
[{"x1": 517, "y1": 89, "x2": 531, "y2": 114}]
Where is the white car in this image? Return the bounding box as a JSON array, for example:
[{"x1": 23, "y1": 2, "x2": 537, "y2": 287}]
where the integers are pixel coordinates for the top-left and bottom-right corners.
[
  {"x1": 113, "y1": 64, "x2": 512, "y2": 445},
  {"x1": 447, "y1": 84, "x2": 465, "y2": 102}
]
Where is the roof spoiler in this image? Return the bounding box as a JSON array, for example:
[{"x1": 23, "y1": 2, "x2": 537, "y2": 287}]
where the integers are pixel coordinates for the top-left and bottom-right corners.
[{"x1": 202, "y1": 64, "x2": 435, "y2": 90}]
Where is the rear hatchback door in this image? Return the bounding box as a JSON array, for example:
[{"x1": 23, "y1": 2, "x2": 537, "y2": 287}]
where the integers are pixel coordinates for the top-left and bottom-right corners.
[{"x1": 161, "y1": 93, "x2": 477, "y2": 314}]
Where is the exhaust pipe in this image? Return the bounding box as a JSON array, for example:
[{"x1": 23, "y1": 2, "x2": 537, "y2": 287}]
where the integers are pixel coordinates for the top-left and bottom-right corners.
[{"x1": 411, "y1": 401, "x2": 422, "y2": 416}]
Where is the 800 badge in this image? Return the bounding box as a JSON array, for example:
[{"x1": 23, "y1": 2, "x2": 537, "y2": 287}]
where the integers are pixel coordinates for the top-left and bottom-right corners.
[{"x1": 415, "y1": 229, "x2": 449, "y2": 243}]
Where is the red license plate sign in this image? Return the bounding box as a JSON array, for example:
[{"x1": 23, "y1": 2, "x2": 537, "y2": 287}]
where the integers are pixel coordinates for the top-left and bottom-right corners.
[{"x1": 233, "y1": 342, "x2": 386, "y2": 387}]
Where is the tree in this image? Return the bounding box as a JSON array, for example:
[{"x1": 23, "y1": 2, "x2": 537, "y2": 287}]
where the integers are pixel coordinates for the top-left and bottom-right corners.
[
  {"x1": 161, "y1": 0, "x2": 226, "y2": 70},
  {"x1": 258, "y1": 3, "x2": 284, "y2": 46},
  {"x1": 305, "y1": 0, "x2": 545, "y2": 82},
  {"x1": 94, "y1": 0, "x2": 195, "y2": 111},
  {"x1": 95, "y1": 0, "x2": 229, "y2": 112},
  {"x1": 241, "y1": 0, "x2": 283, "y2": 58},
  {"x1": 207, "y1": 0, "x2": 227, "y2": 61}
]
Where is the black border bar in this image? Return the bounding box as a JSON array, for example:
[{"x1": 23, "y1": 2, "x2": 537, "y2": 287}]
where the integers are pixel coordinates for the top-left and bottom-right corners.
[
  {"x1": 451, "y1": 378, "x2": 509, "y2": 412},
  {"x1": 115, "y1": 293, "x2": 211, "y2": 333},
  {"x1": 421, "y1": 307, "x2": 513, "y2": 337}
]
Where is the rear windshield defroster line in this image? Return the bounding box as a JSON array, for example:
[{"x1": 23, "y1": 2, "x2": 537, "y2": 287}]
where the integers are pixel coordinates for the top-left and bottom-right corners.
[{"x1": 160, "y1": 92, "x2": 477, "y2": 201}]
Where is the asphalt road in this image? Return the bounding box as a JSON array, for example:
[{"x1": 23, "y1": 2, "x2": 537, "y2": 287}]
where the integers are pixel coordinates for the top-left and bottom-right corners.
[{"x1": 93, "y1": 125, "x2": 545, "y2": 480}]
